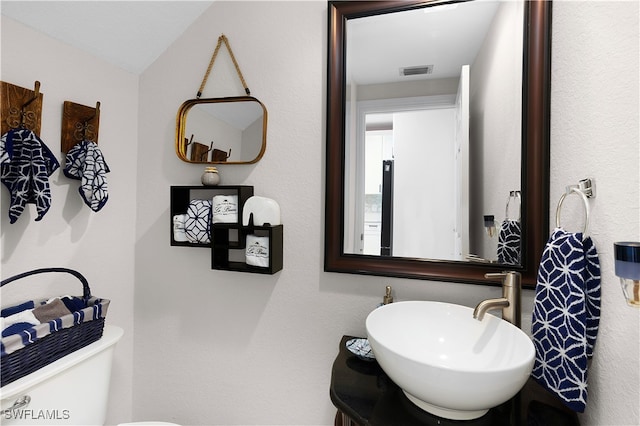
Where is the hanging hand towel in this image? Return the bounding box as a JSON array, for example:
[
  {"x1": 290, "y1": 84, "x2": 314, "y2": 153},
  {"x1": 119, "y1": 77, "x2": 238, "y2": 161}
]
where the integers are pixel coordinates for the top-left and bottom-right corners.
[
  {"x1": 497, "y1": 219, "x2": 521, "y2": 265},
  {"x1": 63, "y1": 140, "x2": 110, "y2": 212},
  {"x1": 0, "y1": 128, "x2": 60, "y2": 223},
  {"x1": 531, "y1": 228, "x2": 601, "y2": 412}
]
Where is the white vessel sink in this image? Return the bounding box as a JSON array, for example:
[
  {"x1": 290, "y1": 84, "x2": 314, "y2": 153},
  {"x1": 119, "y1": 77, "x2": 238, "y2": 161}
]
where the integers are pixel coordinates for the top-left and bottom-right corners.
[{"x1": 366, "y1": 301, "x2": 535, "y2": 420}]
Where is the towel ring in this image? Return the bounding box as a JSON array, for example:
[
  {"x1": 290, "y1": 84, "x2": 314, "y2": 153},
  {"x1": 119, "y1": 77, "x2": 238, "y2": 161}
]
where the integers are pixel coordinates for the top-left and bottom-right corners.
[
  {"x1": 555, "y1": 187, "x2": 590, "y2": 236},
  {"x1": 505, "y1": 190, "x2": 521, "y2": 221}
]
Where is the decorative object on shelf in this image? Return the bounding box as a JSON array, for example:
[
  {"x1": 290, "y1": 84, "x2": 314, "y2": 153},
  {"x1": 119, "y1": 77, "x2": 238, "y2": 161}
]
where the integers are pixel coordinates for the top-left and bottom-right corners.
[
  {"x1": 212, "y1": 194, "x2": 237, "y2": 223},
  {"x1": 242, "y1": 196, "x2": 281, "y2": 226},
  {"x1": 184, "y1": 199, "x2": 212, "y2": 244},
  {"x1": 245, "y1": 234, "x2": 269, "y2": 267},
  {"x1": 175, "y1": 34, "x2": 267, "y2": 165},
  {"x1": 173, "y1": 214, "x2": 188, "y2": 242},
  {"x1": 614, "y1": 241, "x2": 640, "y2": 307},
  {"x1": 345, "y1": 338, "x2": 375, "y2": 361},
  {"x1": 201, "y1": 166, "x2": 220, "y2": 186}
]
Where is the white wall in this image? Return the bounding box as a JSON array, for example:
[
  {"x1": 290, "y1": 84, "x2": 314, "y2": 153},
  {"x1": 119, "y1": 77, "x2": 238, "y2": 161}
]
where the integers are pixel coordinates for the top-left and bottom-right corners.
[
  {"x1": 469, "y1": 0, "x2": 524, "y2": 260},
  {"x1": 134, "y1": 2, "x2": 638, "y2": 425},
  {"x1": 0, "y1": 17, "x2": 137, "y2": 425},
  {"x1": 1, "y1": 1, "x2": 637, "y2": 426},
  {"x1": 551, "y1": 2, "x2": 639, "y2": 425}
]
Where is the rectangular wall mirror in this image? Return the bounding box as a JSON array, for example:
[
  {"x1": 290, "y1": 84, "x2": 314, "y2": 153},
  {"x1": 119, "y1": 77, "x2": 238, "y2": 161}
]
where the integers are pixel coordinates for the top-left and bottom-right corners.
[
  {"x1": 325, "y1": 0, "x2": 551, "y2": 287},
  {"x1": 176, "y1": 96, "x2": 267, "y2": 164}
]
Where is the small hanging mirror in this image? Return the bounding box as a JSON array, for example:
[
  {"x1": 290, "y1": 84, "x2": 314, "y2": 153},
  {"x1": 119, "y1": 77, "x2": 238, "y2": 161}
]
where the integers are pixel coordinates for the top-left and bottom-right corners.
[{"x1": 175, "y1": 35, "x2": 267, "y2": 165}]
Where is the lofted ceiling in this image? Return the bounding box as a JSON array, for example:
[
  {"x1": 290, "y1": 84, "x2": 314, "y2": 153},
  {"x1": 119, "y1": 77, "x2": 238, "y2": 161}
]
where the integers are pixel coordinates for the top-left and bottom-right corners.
[
  {"x1": 2, "y1": 1, "x2": 500, "y2": 81},
  {"x1": 1, "y1": 1, "x2": 214, "y2": 74}
]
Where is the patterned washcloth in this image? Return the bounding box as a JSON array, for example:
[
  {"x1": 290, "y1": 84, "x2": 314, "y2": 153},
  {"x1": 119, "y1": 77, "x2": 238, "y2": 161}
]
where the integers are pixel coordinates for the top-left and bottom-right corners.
[
  {"x1": 0, "y1": 128, "x2": 60, "y2": 223},
  {"x1": 531, "y1": 228, "x2": 601, "y2": 412},
  {"x1": 497, "y1": 219, "x2": 521, "y2": 265},
  {"x1": 63, "y1": 140, "x2": 110, "y2": 212},
  {"x1": 184, "y1": 199, "x2": 212, "y2": 244}
]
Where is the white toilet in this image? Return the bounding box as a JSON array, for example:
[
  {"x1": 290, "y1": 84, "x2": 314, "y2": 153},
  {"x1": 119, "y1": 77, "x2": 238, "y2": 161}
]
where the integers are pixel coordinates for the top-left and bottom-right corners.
[{"x1": 0, "y1": 325, "x2": 179, "y2": 426}]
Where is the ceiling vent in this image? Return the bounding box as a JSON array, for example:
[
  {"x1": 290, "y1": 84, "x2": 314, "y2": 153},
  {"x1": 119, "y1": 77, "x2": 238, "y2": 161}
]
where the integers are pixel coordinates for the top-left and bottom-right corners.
[{"x1": 400, "y1": 65, "x2": 434, "y2": 76}]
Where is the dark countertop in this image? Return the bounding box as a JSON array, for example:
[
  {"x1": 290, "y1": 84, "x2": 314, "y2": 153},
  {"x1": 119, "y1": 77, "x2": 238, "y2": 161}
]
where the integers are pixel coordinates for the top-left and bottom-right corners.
[{"x1": 330, "y1": 335, "x2": 579, "y2": 426}]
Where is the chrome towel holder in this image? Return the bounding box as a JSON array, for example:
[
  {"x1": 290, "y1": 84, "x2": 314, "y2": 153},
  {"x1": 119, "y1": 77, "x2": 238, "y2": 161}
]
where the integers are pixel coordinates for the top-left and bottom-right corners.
[
  {"x1": 555, "y1": 178, "x2": 596, "y2": 236},
  {"x1": 505, "y1": 190, "x2": 521, "y2": 221}
]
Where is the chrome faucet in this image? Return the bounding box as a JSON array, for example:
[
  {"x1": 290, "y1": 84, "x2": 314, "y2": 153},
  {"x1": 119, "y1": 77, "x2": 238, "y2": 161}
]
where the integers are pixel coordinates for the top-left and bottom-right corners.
[{"x1": 473, "y1": 271, "x2": 522, "y2": 327}]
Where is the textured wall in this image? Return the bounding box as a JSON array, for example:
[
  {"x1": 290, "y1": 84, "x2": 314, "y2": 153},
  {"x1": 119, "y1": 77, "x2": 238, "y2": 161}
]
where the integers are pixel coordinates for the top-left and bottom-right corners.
[{"x1": 551, "y1": 2, "x2": 639, "y2": 424}]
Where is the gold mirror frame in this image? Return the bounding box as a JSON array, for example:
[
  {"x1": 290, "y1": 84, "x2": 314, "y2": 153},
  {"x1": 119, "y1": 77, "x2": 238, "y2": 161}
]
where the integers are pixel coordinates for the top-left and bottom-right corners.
[
  {"x1": 324, "y1": 0, "x2": 551, "y2": 288},
  {"x1": 176, "y1": 96, "x2": 267, "y2": 165}
]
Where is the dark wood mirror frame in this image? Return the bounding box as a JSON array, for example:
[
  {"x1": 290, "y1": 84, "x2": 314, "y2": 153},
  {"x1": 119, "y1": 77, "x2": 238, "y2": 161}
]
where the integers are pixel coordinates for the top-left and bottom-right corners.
[{"x1": 324, "y1": 0, "x2": 551, "y2": 288}]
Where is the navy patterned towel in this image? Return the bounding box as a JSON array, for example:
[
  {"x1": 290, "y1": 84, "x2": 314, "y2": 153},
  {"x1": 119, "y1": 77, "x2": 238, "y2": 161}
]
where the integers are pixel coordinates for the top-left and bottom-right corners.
[
  {"x1": 63, "y1": 140, "x2": 110, "y2": 212},
  {"x1": 0, "y1": 128, "x2": 60, "y2": 223},
  {"x1": 531, "y1": 228, "x2": 601, "y2": 412},
  {"x1": 497, "y1": 219, "x2": 521, "y2": 265}
]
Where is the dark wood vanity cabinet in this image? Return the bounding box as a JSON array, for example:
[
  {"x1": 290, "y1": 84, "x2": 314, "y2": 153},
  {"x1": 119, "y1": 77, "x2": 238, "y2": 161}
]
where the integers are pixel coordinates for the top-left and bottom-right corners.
[{"x1": 331, "y1": 335, "x2": 579, "y2": 426}]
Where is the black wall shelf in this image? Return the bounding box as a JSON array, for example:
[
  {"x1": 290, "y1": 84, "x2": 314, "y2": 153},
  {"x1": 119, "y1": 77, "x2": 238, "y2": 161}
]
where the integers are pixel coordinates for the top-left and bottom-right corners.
[
  {"x1": 212, "y1": 224, "x2": 283, "y2": 274},
  {"x1": 170, "y1": 185, "x2": 254, "y2": 248},
  {"x1": 170, "y1": 185, "x2": 283, "y2": 275}
]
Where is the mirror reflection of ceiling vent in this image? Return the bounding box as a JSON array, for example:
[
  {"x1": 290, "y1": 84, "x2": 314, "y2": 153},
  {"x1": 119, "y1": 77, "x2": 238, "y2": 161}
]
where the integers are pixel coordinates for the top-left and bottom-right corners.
[{"x1": 400, "y1": 65, "x2": 434, "y2": 76}]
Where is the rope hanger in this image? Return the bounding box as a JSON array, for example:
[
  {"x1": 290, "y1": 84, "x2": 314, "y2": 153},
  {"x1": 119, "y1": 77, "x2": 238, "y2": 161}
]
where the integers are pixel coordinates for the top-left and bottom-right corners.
[{"x1": 197, "y1": 34, "x2": 250, "y2": 98}]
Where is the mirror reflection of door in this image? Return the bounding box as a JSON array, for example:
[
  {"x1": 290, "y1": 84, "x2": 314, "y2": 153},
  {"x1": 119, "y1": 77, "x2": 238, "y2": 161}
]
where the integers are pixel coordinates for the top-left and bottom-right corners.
[{"x1": 353, "y1": 65, "x2": 470, "y2": 260}]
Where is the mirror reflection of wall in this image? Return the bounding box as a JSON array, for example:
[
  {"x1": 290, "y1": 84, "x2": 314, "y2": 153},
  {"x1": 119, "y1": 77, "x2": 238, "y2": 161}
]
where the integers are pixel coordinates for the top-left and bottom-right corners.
[
  {"x1": 185, "y1": 101, "x2": 264, "y2": 162},
  {"x1": 176, "y1": 97, "x2": 267, "y2": 165},
  {"x1": 343, "y1": 0, "x2": 523, "y2": 265}
]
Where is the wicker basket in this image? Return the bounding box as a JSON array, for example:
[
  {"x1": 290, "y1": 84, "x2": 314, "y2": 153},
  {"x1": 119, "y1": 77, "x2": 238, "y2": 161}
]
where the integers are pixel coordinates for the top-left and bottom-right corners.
[{"x1": 1, "y1": 268, "x2": 109, "y2": 387}]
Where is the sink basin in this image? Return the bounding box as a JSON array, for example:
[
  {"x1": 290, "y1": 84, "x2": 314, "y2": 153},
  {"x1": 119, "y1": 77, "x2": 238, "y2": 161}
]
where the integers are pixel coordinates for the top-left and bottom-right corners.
[{"x1": 366, "y1": 301, "x2": 535, "y2": 420}]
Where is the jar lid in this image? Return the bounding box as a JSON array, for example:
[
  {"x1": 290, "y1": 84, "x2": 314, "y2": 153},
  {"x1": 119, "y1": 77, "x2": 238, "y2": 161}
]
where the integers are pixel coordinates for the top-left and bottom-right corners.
[
  {"x1": 205, "y1": 166, "x2": 218, "y2": 172},
  {"x1": 614, "y1": 242, "x2": 640, "y2": 263}
]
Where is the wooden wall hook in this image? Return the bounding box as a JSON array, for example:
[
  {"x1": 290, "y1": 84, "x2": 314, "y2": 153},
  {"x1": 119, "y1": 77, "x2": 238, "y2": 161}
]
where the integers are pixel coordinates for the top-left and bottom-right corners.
[
  {"x1": 1, "y1": 80, "x2": 44, "y2": 135},
  {"x1": 61, "y1": 100, "x2": 101, "y2": 153}
]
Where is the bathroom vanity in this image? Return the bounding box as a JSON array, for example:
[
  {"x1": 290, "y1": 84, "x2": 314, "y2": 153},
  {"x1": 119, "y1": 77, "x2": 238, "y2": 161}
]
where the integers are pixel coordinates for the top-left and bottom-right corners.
[{"x1": 330, "y1": 335, "x2": 579, "y2": 426}]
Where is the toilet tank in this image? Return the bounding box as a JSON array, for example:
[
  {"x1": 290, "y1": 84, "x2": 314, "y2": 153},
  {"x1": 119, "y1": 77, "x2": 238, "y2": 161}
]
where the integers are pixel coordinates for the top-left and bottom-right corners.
[{"x1": 1, "y1": 325, "x2": 123, "y2": 425}]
